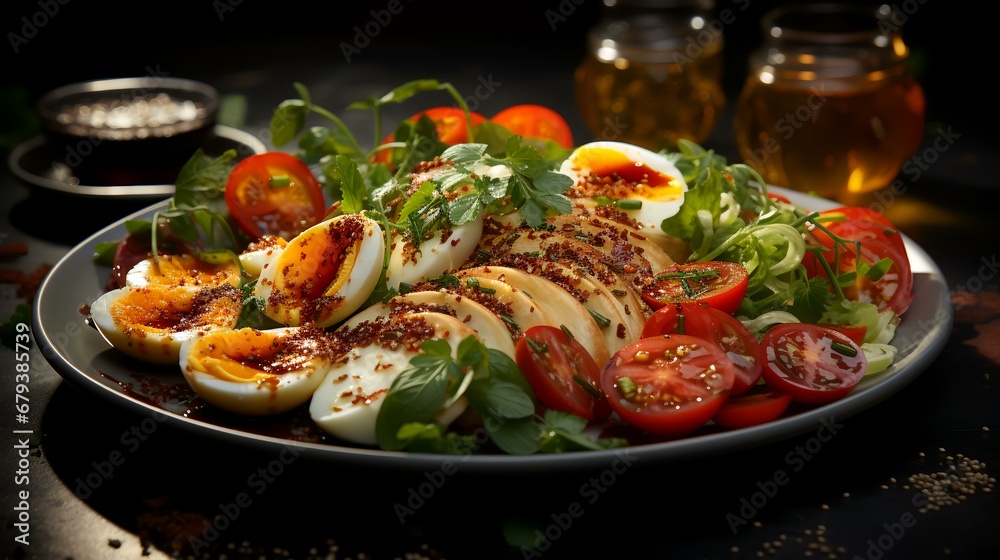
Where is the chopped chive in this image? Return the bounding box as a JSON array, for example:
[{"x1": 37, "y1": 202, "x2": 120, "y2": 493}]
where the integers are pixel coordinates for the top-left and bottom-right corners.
[
  {"x1": 615, "y1": 199, "x2": 643, "y2": 210},
  {"x1": 612, "y1": 289, "x2": 627, "y2": 297},
  {"x1": 430, "y1": 274, "x2": 459, "y2": 288},
  {"x1": 587, "y1": 307, "x2": 611, "y2": 327},
  {"x1": 477, "y1": 285, "x2": 496, "y2": 294},
  {"x1": 528, "y1": 251, "x2": 542, "y2": 258},
  {"x1": 676, "y1": 314, "x2": 686, "y2": 335},
  {"x1": 655, "y1": 270, "x2": 720, "y2": 281},
  {"x1": 573, "y1": 375, "x2": 603, "y2": 399},
  {"x1": 831, "y1": 341, "x2": 858, "y2": 357},
  {"x1": 381, "y1": 287, "x2": 399, "y2": 303},
  {"x1": 526, "y1": 337, "x2": 548, "y2": 354},
  {"x1": 593, "y1": 195, "x2": 614, "y2": 207},
  {"x1": 466, "y1": 278, "x2": 480, "y2": 289},
  {"x1": 501, "y1": 315, "x2": 519, "y2": 330},
  {"x1": 560, "y1": 325, "x2": 575, "y2": 340},
  {"x1": 269, "y1": 175, "x2": 291, "y2": 188},
  {"x1": 475, "y1": 248, "x2": 491, "y2": 261},
  {"x1": 617, "y1": 376, "x2": 637, "y2": 397},
  {"x1": 398, "y1": 282, "x2": 413, "y2": 295},
  {"x1": 680, "y1": 277, "x2": 693, "y2": 297}
]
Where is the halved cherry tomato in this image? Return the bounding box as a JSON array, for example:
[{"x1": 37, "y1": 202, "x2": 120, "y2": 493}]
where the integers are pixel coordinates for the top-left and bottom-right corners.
[
  {"x1": 712, "y1": 385, "x2": 794, "y2": 429},
  {"x1": 515, "y1": 325, "x2": 609, "y2": 421},
  {"x1": 224, "y1": 152, "x2": 326, "y2": 240},
  {"x1": 642, "y1": 261, "x2": 749, "y2": 315},
  {"x1": 760, "y1": 323, "x2": 867, "y2": 405},
  {"x1": 372, "y1": 107, "x2": 488, "y2": 168},
  {"x1": 407, "y1": 107, "x2": 487, "y2": 146},
  {"x1": 766, "y1": 191, "x2": 793, "y2": 204},
  {"x1": 820, "y1": 323, "x2": 868, "y2": 345},
  {"x1": 641, "y1": 302, "x2": 762, "y2": 396},
  {"x1": 600, "y1": 334, "x2": 735, "y2": 436},
  {"x1": 803, "y1": 206, "x2": 913, "y2": 315},
  {"x1": 490, "y1": 104, "x2": 574, "y2": 149}
]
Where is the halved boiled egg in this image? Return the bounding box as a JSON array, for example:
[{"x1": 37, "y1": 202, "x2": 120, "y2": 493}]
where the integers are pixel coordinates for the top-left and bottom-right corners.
[
  {"x1": 125, "y1": 254, "x2": 242, "y2": 289},
  {"x1": 238, "y1": 234, "x2": 288, "y2": 279},
  {"x1": 178, "y1": 326, "x2": 335, "y2": 416},
  {"x1": 559, "y1": 141, "x2": 688, "y2": 250},
  {"x1": 90, "y1": 284, "x2": 243, "y2": 365},
  {"x1": 308, "y1": 306, "x2": 477, "y2": 445},
  {"x1": 385, "y1": 216, "x2": 483, "y2": 291},
  {"x1": 253, "y1": 213, "x2": 384, "y2": 328}
]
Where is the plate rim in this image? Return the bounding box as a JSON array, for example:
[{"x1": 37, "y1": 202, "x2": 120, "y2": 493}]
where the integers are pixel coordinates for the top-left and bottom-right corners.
[
  {"x1": 7, "y1": 125, "x2": 267, "y2": 199},
  {"x1": 32, "y1": 187, "x2": 954, "y2": 472}
]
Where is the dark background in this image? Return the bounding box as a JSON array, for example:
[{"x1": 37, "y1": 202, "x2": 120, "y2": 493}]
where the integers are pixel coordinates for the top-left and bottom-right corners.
[{"x1": 1, "y1": 0, "x2": 986, "y2": 180}]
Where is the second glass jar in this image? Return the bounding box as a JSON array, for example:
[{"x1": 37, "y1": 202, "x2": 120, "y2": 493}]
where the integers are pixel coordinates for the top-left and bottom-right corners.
[{"x1": 574, "y1": 0, "x2": 725, "y2": 152}]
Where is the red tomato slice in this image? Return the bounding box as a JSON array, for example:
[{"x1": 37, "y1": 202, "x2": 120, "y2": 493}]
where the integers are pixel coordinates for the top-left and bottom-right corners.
[
  {"x1": 224, "y1": 152, "x2": 326, "y2": 240},
  {"x1": 600, "y1": 334, "x2": 735, "y2": 436},
  {"x1": 514, "y1": 325, "x2": 609, "y2": 421},
  {"x1": 804, "y1": 206, "x2": 913, "y2": 315},
  {"x1": 641, "y1": 261, "x2": 749, "y2": 315},
  {"x1": 641, "y1": 302, "x2": 762, "y2": 396},
  {"x1": 760, "y1": 323, "x2": 867, "y2": 405},
  {"x1": 712, "y1": 385, "x2": 793, "y2": 429},
  {"x1": 491, "y1": 104, "x2": 574, "y2": 149}
]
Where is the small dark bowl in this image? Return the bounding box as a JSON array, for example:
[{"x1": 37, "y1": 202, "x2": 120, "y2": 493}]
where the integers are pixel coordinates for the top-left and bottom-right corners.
[{"x1": 36, "y1": 77, "x2": 220, "y2": 185}]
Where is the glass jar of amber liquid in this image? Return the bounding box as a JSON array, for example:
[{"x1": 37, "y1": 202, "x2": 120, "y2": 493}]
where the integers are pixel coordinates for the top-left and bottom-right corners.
[
  {"x1": 733, "y1": 3, "x2": 926, "y2": 201},
  {"x1": 575, "y1": 0, "x2": 725, "y2": 151}
]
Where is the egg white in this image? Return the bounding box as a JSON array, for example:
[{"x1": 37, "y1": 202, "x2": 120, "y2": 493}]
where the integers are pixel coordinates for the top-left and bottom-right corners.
[
  {"x1": 238, "y1": 234, "x2": 288, "y2": 279},
  {"x1": 254, "y1": 213, "x2": 384, "y2": 328},
  {"x1": 308, "y1": 307, "x2": 477, "y2": 445},
  {"x1": 178, "y1": 326, "x2": 332, "y2": 416},
  {"x1": 90, "y1": 285, "x2": 242, "y2": 365},
  {"x1": 385, "y1": 216, "x2": 483, "y2": 291},
  {"x1": 559, "y1": 141, "x2": 688, "y2": 251}
]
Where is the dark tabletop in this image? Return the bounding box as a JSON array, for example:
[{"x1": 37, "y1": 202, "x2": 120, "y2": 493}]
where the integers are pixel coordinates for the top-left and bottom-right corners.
[{"x1": 2, "y1": 1, "x2": 998, "y2": 559}]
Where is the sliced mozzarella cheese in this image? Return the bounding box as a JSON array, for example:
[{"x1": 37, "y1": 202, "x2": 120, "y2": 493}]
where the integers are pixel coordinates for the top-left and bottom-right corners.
[
  {"x1": 308, "y1": 309, "x2": 477, "y2": 446},
  {"x1": 550, "y1": 211, "x2": 675, "y2": 273},
  {"x1": 456, "y1": 265, "x2": 611, "y2": 366},
  {"x1": 254, "y1": 213, "x2": 384, "y2": 328},
  {"x1": 436, "y1": 274, "x2": 556, "y2": 345},
  {"x1": 179, "y1": 326, "x2": 333, "y2": 416},
  {"x1": 483, "y1": 226, "x2": 653, "y2": 319},
  {"x1": 385, "y1": 290, "x2": 517, "y2": 359},
  {"x1": 477, "y1": 253, "x2": 641, "y2": 355}
]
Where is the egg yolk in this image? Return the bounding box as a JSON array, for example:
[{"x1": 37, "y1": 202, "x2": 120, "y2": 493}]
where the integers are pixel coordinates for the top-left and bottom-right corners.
[
  {"x1": 568, "y1": 146, "x2": 684, "y2": 201},
  {"x1": 111, "y1": 285, "x2": 242, "y2": 334},
  {"x1": 130, "y1": 254, "x2": 242, "y2": 288},
  {"x1": 266, "y1": 215, "x2": 367, "y2": 325},
  {"x1": 185, "y1": 328, "x2": 327, "y2": 383}
]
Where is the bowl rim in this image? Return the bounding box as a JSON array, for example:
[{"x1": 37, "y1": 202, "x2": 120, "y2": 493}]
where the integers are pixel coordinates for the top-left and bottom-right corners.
[{"x1": 36, "y1": 76, "x2": 220, "y2": 137}]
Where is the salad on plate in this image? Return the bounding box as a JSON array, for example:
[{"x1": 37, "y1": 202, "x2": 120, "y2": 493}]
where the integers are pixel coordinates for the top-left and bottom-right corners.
[{"x1": 86, "y1": 79, "x2": 912, "y2": 455}]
